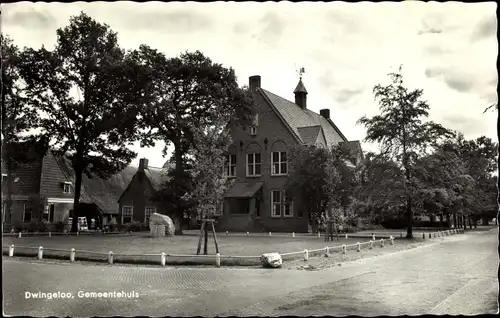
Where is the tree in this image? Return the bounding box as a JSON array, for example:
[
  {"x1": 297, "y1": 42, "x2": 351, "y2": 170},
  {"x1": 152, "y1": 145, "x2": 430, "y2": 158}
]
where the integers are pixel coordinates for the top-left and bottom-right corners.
[
  {"x1": 1, "y1": 35, "x2": 48, "y2": 224},
  {"x1": 358, "y1": 66, "x2": 453, "y2": 238},
  {"x1": 286, "y1": 145, "x2": 332, "y2": 233},
  {"x1": 18, "y1": 12, "x2": 151, "y2": 232},
  {"x1": 183, "y1": 115, "x2": 235, "y2": 221},
  {"x1": 135, "y1": 47, "x2": 255, "y2": 229},
  {"x1": 352, "y1": 152, "x2": 406, "y2": 225}
]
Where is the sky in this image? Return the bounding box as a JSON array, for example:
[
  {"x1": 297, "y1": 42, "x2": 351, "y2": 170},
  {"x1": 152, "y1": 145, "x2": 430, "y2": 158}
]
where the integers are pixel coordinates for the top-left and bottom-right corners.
[{"x1": 2, "y1": 1, "x2": 497, "y2": 168}]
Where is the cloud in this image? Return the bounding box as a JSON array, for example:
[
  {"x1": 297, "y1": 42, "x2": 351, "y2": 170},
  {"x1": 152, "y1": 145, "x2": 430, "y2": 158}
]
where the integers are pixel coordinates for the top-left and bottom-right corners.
[
  {"x1": 253, "y1": 12, "x2": 284, "y2": 45},
  {"x1": 3, "y1": 6, "x2": 56, "y2": 29},
  {"x1": 418, "y1": 28, "x2": 442, "y2": 35},
  {"x1": 440, "y1": 114, "x2": 488, "y2": 136},
  {"x1": 333, "y1": 87, "x2": 365, "y2": 104},
  {"x1": 119, "y1": 10, "x2": 213, "y2": 33},
  {"x1": 472, "y1": 16, "x2": 497, "y2": 41}
]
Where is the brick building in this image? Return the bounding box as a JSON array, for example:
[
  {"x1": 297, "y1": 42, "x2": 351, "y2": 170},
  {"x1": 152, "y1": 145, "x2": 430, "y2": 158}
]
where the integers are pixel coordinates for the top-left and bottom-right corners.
[{"x1": 215, "y1": 75, "x2": 362, "y2": 233}]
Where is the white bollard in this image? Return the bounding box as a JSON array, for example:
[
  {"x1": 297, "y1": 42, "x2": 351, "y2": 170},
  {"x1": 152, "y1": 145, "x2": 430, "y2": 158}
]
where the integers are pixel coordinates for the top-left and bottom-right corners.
[
  {"x1": 304, "y1": 249, "x2": 308, "y2": 261},
  {"x1": 225, "y1": 231, "x2": 228, "y2": 236},
  {"x1": 269, "y1": 232, "x2": 272, "y2": 236},
  {"x1": 18, "y1": 232, "x2": 22, "y2": 238},
  {"x1": 372, "y1": 234, "x2": 376, "y2": 241},
  {"x1": 390, "y1": 236, "x2": 394, "y2": 245},
  {"x1": 369, "y1": 240, "x2": 373, "y2": 249},
  {"x1": 215, "y1": 253, "x2": 221, "y2": 267},
  {"x1": 49, "y1": 232, "x2": 52, "y2": 238},
  {"x1": 342, "y1": 244, "x2": 347, "y2": 254},
  {"x1": 77, "y1": 231, "x2": 80, "y2": 236},
  {"x1": 70, "y1": 248, "x2": 75, "y2": 262},
  {"x1": 108, "y1": 251, "x2": 113, "y2": 264},
  {"x1": 161, "y1": 252, "x2": 166, "y2": 267},
  {"x1": 246, "y1": 231, "x2": 249, "y2": 236},
  {"x1": 345, "y1": 233, "x2": 348, "y2": 239},
  {"x1": 317, "y1": 232, "x2": 321, "y2": 238},
  {"x1": 38, "y1": 246, "x2": 43, "y2": 260},
  {"x1": 325, "y1": 246, "x2": 329, "y2": 257},
  {"x1": 9, "y1": 245, "x2": 14, "y2": 257},
  {"x1": 356, "y1": 242, "x2": 361, "y2": 252},
  {"x1": 292, "y1": 232, "x2": 295, "y2": 237},
  {"x1": 380, "y1": 239, "x2": 384, "y2": 247}
]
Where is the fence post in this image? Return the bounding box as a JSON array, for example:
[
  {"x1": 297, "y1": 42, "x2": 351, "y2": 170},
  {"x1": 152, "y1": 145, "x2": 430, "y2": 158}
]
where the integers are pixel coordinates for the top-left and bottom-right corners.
[
  {"x1": 49, "y1": 232, "x2": 52, "y2": 238},
  {"x1": 372, "y1": 234, "x2": 376, "y2": 241},
  {"x1": 38, "y1": 246, "x2": 43, "y2": 260},
  {"x1": 246, "y1": 231, "x2": 249, "y2": 236},
  {"x1": 292, "y1": 232, "x2": 295, "y2": 237},
  {"x1": 400, "y1": 232, "x2": 403, "y2": 239},
  {"x1": 380, "y1": 239, "x2": 384, "y2": 247},
  {"x1": 9, "y1": 245, "x2": 14, "y2": 257},
  {"x1": 317, "y1": 232, "x2": 321, "y2": 238},
  {"x1": 390, "y1": 236, "x2": 394, "y2": 245},
  {"x1": 18, "y1": 232, "x2": 22, "y2": 238},
  {"x1": 429, "y1": 233, "x2": 432, "y2": 239},
  {"x1": 161, "y1": 252, "x2": 166, "y2": 267},
  {"x1": 422, "y1": 233, "x2": 425, "y2": 239},
  {"x1": 342, "y1": 244, "x2": 347, "y2": 254},
  {"x1": 356, "y1": 242, "x2": 361, "y2": 252},
  {"x1": 70, "y1": 248, "x2": 76, "y2": 262},
  {"x1": 216, "y1": 253, "x2": 221, "y2": 267},
  {"x1": 269, "y1": 232, "x2": 272, "y2": 236},
  {"x1": 77, "y1": 231, "x2": 80, "y2": 236},
  {"x1": 369, "y1": 241, "x2": 373, "y2": 249},
  {"x1": 225, "y1": 231, "x2": 228, "y2": 236},
  {"x1": 108, "y1": 251, "x2": 113, "y2": 264},
  {"x1": 325, "y1": 246, "x2": 329, "y2": 257},
  {"x1": 345, "y1": 233, "x2": 348, "y2": 239},
  {"x1": 304, "y1": 249, "x2": 309, "y2": 261}
]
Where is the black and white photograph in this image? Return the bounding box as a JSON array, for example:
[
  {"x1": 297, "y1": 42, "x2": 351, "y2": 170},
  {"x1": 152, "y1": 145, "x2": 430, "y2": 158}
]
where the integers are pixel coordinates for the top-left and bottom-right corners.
[{"x1": 1, "y1": 1, "x2": 498, "y2": 316}]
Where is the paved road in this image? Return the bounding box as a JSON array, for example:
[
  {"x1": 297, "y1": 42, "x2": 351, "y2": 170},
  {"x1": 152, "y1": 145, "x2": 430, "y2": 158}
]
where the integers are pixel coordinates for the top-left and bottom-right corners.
[{"x1": 3, "y1": 228, "x2": 498, "y2": 316}]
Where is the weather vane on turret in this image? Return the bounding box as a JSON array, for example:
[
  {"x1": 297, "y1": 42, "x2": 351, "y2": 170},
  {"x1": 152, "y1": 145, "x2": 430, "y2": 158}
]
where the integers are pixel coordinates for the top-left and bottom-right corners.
[{"x1": 294, "y1": 63, "x2": 305, "y2": 80}]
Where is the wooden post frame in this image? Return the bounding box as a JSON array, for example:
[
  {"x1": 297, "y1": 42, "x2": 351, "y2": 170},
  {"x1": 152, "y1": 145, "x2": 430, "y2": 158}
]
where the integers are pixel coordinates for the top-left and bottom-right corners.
[{"x1": 196, "y1": 219, "x2": 219, "y2": 255}]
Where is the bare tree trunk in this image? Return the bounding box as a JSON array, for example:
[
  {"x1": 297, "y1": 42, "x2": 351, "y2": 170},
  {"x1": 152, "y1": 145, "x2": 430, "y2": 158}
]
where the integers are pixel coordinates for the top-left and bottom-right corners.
[
  {"x1": 71, "y1": 167, "x2": 83, "y2": 233},
  {"x1": 406, "y1": 197, "x2": 413, "y2": 239}
]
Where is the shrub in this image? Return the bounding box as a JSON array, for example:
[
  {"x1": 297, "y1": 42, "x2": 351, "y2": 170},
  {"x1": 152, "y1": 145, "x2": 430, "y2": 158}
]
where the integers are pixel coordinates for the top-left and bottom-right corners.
[
  {"x1": 124, "y1": 220, "x2": 142, "y2": 232},
  {"x1": 140, "y1": 222, "x2": 150, "y2": 232},
  {"x1": 53, "y1": 221, "x2": 66, "y2": 232},
  {"x1": 107, "y1": 219, "x2": 119, "y2": 232},
  {"x1": 26, "y1": 220, "x2": 49, "y2": 232}
]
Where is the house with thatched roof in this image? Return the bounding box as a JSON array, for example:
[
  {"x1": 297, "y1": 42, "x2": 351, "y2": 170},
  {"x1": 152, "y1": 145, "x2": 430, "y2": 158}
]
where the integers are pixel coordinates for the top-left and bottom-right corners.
[
  {"x1": 1, "y1": 149, "x2": 137, "y2": 229},
  {"x1": 117, "y1": 158, "x2": 173, "y2": 225}
]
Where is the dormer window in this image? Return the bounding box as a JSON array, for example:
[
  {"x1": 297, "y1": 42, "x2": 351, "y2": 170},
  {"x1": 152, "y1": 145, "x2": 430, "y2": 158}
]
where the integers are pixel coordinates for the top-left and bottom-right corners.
[{"x1": 63, "y1": 182, "x2": 72, "y2": 194}]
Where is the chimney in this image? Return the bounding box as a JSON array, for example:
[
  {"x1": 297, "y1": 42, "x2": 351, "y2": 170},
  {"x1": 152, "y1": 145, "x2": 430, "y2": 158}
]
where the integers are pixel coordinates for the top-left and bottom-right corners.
[
  {"x1": 320, "y1": 109, "x2": 330, "y2": 119},
  {"x1": 293, "y1": 78, "x2": 308, "y2": 109},
  {"x1": 249, "y1": 75, "x2": 261, "y2": 92},
  {"x1": 139, "y1": 158, "x2": 149, "y2": 172}
]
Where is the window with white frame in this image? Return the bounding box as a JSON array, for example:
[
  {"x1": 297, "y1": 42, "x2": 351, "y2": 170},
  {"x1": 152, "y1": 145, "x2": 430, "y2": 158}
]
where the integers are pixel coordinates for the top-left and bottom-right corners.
[
  {"x1": 144, "y1": 206, "x2": 156, "y2": 223},
  {"x1": 246, "y1": 153, "x2": 261, "y2": 176},
  {"x1": 271, "y1": 151, "x2": 288, "y2": 175},
  {"x1": 23, "y1": 204, "x2": 32, "y2": 222},
  {"x1": 271, "y1": 190, "x2": 293, "y2": 218},
  {"x1": 1, "y1": 174, "x2": 7, "y2": 184},
  {"x1": 283, "y1": 191, "x2": 293, "y2": 217},
  {"x1": 43, "y1": 204, "x2": 55, "y2": 222},
  {"x1": 224, "y1": 154, "x2": 237, "y2": 177},
  {"x1": 122, "y1": 206, "x2": 133, "y2": 224},
  {"x1": 63, "y1": 182, "x2": 71, "y2": 194},
  {"x1": 271, "y1": 190, "x2": 282, "y2": 217}
]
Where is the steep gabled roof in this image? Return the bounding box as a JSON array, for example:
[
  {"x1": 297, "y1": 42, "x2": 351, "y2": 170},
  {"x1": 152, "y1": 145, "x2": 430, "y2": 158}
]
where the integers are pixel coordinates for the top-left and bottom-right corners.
[
  {"x1": 297, "y1": 125, "x2": 322, "y2": 145},
  {"x1": 260, "y1": 89, "x2": 347, "y2": 147},
  {"x1": 144, "y1": 167, "x2": 168, "y2": 191}
]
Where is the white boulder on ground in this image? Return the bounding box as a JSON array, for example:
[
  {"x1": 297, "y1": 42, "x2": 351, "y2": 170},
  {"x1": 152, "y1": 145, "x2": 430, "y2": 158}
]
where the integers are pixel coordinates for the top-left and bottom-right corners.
[
  {"x1": 149, "y1": 213, "x2": 175, "y2": 237},
  {"x1": 261, "y1": 252, "x2": 283, "y2": 268}
]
